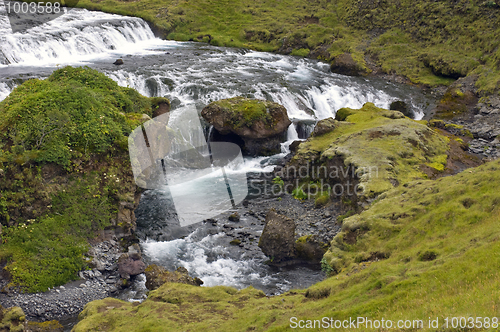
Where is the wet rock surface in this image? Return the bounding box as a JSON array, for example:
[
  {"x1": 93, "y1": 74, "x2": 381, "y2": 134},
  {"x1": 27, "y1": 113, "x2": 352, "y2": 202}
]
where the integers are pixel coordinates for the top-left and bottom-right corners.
[{"x1": 450, "y1": 96, "x2": 500, "y2": 159}]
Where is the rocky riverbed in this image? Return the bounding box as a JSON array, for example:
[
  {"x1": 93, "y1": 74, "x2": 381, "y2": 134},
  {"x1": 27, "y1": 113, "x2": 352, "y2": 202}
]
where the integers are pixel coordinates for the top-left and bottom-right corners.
[{"x1": 0, "y1": 239, "x2": 126, "y2": 322}]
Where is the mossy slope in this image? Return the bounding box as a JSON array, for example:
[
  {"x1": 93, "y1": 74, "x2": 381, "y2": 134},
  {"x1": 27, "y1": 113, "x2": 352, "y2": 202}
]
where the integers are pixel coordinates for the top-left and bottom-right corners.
[
  {"x1": 293, "y1": 103, "x2": 449, "y2": 199},
  {"x1": 0, "y1": 67, "x2": 158, "y2": 292},
  {"x1": 74, "y1": 158, "x2": 500, "y2": 331}
]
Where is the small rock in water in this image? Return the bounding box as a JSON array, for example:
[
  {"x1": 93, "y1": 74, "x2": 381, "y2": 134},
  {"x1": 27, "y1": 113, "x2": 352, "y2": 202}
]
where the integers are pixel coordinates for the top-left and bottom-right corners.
[
  {"x1": 228, "y1": 212, "x2": 240, "y2": 222},
  {"x1": 113, "y1": 59, "x2": 124, "y2": 65}
]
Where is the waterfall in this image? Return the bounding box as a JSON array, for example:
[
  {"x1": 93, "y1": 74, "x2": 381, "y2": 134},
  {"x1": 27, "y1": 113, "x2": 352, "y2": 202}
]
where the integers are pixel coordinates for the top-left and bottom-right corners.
[
  {"x1": 287, "y1": 124, "x2": 299, "y2": 141},
  {"x1": 0, "y1": 6, "x2": 157, "y2": 66}
]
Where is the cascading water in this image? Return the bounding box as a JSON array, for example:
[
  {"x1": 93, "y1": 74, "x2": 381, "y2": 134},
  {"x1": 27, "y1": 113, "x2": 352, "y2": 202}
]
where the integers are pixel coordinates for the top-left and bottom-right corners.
[
  {"x1": 0, "y1": 5, "x2": 438, "y2": 299},
  {"x1": 0, "y1": 5, "x2": 156, "y2": 66}
]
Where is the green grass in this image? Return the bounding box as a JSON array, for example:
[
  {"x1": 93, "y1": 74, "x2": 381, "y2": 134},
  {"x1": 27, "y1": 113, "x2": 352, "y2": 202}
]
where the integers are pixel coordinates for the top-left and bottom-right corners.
[
  {"x1": 74, "y1": 158, "x2": 500, "y2": 331},
  {"x1": 0, "y1": 67, "x2": 156, "y2": 292},
  {"x1": 0, "y1": 173, "x2": 114, "y2": 292},
  {"x1": 74, "y1": 0, "x2": 500, "y2": 93}
]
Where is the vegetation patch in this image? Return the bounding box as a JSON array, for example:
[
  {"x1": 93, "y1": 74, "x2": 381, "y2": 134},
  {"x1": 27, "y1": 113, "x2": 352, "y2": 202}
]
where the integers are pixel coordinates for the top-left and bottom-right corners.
[
  {"x1": 292, "y1": 103, "x2": 450, "y2": 200},
  {"x1": 0, "y1": 67, "x2": 157, "y2": 292}
]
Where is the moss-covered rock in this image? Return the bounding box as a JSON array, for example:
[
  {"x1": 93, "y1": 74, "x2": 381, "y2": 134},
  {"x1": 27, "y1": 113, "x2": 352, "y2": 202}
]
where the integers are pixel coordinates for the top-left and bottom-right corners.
[
  {"x1": 144, "y1": 264, "x2": 203, "y2": 290},
  {"x1": 330, "y1": 53, "x2": 367, "y2": 76},
  {"x1": 295, "y1": 235, "x2": 327, "y2": 262},
  {"x1": 275, "y1": 102, "x2": 450, "y2": 209},
  {"x1": 25, "y1": 320, "x2": 63, "y2": 332},
  {"x1": 201, "y1": 97, "x2": 291, "y2": 156},
  {"x1": 432, "y1": 76, "x2": 478, "y2": 120},
  {"x1": 0, "y1": 306, "x2": 25, "y2": 332}
]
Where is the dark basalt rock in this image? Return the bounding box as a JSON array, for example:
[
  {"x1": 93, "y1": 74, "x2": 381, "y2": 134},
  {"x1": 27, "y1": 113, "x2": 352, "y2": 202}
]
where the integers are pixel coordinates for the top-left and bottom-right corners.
[
  {"x1": 390, "y1": 100, "x2": 415, "y2": 119},
  {"x1": 330, "y1": 53, "x2": 365, "y2": 76},
  {"x1": 258, "y1": 210, "x2": 296, "y2": 263}
]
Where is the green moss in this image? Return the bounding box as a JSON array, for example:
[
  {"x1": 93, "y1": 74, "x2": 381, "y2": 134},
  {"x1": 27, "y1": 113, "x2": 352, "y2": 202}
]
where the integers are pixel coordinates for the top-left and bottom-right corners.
[
  {"x1": 314, "y1": 191, "x2": 330, "y2": 207},
  {"x1": 212, "y1": 97, "x2": 273, "y2": 128},
  {"x1": 290, "y1": 48, "x2": 310, "y2": 57},
  {"x1": 0, "y1": 66, "x2": 152, "y2": 167},
  {"x1": 445, "y1": 123, "x2": 464, "y2": 130},
  {"x1": 1, "y1": 172, "x2": 115, "y2": 292}
]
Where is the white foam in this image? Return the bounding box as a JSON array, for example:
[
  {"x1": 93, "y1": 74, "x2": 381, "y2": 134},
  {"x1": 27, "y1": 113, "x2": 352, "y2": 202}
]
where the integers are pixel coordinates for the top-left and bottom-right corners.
[
  {"x1": 0, "y1": 82, "x2": 15, "y2": 101},
  {"x1": 141, "y1": 232, "x2": 276, "y2": 289},
  {"x1": 0, "y1": 8, "x2": 161, "y2": 66}
]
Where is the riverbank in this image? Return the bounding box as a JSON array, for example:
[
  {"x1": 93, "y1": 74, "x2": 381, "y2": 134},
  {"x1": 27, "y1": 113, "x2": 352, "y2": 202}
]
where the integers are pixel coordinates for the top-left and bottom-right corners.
[{"x1": 0, "y1": 240, "x2": 121, "y2": 321}]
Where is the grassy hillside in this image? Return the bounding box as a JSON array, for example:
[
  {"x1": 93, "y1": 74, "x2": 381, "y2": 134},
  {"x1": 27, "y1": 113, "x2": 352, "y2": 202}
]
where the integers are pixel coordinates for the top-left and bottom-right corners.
[
  {"x1": 74, "y1": 157, "x2": 500, "y2": 331},
  {"x1": 0, "y1": 67, "x2": 160, "y2": 292},
  {"x1": 75, "y1": 0, "x2": 500, "y2": 92}
]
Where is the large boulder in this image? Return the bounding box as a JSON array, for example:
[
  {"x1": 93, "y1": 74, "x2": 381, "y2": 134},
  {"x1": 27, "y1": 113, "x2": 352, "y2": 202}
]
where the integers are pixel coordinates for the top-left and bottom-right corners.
[
  {"x1": 201, "y1": 97, "x2": 291, "y2": 156},
  {"x1": 330, "y1": 53, "x2": 365, "y2": 76},
  {"x1": 117, "y1": 244, "x2": 146, "y2": 279},
  {"x1": 258, "y1": 210, "x2": 296, "y2": 263},
  {"x1": 144, "y1": 265, "x2": 203, "y2": 290}
]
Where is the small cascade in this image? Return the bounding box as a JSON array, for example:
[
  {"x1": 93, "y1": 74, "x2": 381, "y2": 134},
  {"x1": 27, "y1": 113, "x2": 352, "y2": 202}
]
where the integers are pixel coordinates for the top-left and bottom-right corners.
[
  {"x1": 0, "y1": 7, "x2": 157, "y2": 66},
  {"x1": 0, "y1": 81, "x2": 16, "y2": 101},
  {"x1": 287, "y1": 123, "x2": 300, "y2": 141},
  {"x1": 206, "y1": 125, "x2": 214, "y2": 144}
]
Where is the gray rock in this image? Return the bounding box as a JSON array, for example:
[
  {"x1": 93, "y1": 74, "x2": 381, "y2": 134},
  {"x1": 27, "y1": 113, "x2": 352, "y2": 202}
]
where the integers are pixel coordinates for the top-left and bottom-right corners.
[{"x1": 258, "y1": 210, "x2": 296, "y2": 263}]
